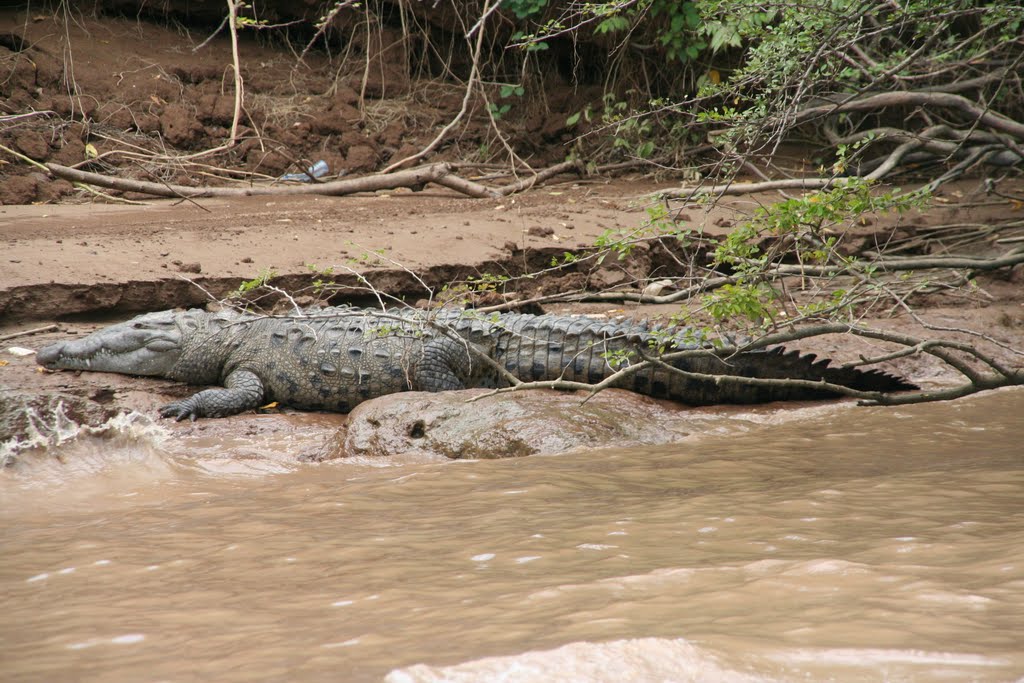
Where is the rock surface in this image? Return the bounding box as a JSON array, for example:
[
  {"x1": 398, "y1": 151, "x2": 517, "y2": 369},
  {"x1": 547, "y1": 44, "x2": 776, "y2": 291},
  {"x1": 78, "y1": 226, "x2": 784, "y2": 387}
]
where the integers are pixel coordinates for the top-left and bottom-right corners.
[{"x1": 332, "y1": 388, "x2": 694, "y2": 460}]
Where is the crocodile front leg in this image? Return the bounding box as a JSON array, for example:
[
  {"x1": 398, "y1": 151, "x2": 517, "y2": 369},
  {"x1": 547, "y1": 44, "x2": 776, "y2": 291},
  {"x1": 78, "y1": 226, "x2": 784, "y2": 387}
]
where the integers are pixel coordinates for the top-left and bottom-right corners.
[{"x1": 159, "y1": 369, "x2": 265, "y2": 420}]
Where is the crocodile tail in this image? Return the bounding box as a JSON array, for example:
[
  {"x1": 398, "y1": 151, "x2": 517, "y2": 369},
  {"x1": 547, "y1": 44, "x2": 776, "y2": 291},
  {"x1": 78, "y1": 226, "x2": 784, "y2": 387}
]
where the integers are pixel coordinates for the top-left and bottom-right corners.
[
  {"x1": 463, "y1": 311, "x2": 917, "y2": 406},
  {"x1": 806, "y1": 351, "x2": 919, "y2": 393},
  {"x1": 634, "y1": 347, "x2": 918, "y2": 405}
]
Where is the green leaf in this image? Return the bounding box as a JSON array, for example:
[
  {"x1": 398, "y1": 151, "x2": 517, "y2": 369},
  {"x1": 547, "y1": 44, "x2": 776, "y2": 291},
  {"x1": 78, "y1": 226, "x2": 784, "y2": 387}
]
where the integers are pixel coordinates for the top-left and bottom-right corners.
[{"x1": 597, "y1": 15, "x2": 631, "y2": 34}]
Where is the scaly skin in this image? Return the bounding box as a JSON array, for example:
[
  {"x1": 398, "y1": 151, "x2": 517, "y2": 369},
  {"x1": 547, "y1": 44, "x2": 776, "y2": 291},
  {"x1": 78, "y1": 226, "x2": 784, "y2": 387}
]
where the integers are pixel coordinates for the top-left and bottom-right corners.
[{"x1": 37, "y1": 307, "x2": 917, "y2": 419}]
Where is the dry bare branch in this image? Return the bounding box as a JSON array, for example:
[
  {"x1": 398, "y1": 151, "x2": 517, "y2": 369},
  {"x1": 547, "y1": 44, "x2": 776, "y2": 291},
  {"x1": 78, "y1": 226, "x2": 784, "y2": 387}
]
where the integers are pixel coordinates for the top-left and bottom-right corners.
[
  {"x1": 794, "y1": 91, "x2": 1024, "y2": 139},
  {"x1": 46, "y1": 162, "x2": 456, "y2": 198}
]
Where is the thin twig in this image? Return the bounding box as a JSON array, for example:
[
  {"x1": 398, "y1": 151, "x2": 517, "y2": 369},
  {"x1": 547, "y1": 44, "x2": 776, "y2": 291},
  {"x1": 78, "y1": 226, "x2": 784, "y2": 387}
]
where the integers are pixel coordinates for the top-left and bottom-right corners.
[{"x1": 225, "y1": 0, "x2": 244, "y2": 146}]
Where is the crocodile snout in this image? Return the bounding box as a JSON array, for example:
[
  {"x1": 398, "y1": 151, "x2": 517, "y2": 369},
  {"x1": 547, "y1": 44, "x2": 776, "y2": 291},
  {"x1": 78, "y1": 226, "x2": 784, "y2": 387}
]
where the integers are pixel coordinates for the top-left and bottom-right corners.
[{"x1": 36, "y1": 342, "x2": 65, "y2": 368}]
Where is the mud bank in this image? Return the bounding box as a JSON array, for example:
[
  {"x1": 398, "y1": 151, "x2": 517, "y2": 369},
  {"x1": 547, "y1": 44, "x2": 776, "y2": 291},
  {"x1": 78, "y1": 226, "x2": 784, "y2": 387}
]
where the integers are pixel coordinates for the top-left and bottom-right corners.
[{"x1": 0, "y1": 183, "x2": 660, "y2": 320}]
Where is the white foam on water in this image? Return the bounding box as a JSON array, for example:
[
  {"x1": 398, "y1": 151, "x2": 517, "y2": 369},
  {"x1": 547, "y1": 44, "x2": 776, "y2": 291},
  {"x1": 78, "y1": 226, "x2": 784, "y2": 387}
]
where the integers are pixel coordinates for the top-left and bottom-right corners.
[
  {"x1": 321, "y1": 638, "x2": 361, "y2": 648},
  {"x1": 2, "y1": 404, "x2": 168, "y2": 457},
  {"x1": 776, "y1": 558, "x2": 871, "y2": 576},
  {"x1": 331, "y1": 452, "x2": 448, "y2": 468},
  {"x1": 1, "y1": 406, "x2": 174, "y2": 492},
  {"x1": 777, "y1": 647, "x2": 1009, "y2": 667},
  {"x1": 65, "y1": 633, "x2": 146, "y2": 649},
  {"x1": 66, "y1": 639, "x2": 101, "y2": 651},
  {"x1": 386, "y1": 637, "x2": 773, "y2": 683}
]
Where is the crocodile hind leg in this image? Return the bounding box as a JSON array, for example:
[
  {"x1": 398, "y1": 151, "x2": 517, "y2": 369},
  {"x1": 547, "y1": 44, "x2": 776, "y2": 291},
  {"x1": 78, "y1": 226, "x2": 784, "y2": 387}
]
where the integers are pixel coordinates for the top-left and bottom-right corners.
[
  {"x1": 160, "y1": 369, "x2": 266, "y2": 420},
  {"x1": 412, "y1": 338, "x2": 479, "y2": 392}
]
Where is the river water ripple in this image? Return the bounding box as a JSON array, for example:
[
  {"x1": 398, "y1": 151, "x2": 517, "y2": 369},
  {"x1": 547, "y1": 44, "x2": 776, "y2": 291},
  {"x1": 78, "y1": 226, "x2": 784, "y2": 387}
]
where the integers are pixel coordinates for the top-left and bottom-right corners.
[{"x1": 2, "y1": 388, "x2": 1022, "y2": 682}]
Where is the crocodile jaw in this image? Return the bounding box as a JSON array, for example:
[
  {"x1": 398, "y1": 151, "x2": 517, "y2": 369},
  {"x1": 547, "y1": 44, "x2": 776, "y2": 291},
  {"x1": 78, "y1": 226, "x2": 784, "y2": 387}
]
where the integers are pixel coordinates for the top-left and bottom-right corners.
[{"x1": 37, "y1": 310, "x2": 184, "y2": 377}]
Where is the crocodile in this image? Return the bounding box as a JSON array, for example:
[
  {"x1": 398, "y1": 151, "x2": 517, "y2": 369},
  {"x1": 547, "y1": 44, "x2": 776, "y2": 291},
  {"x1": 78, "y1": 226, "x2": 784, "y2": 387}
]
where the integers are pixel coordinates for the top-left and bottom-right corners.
[{"x1": 36, "y1": 307, "x2": 917, "y2": 419}]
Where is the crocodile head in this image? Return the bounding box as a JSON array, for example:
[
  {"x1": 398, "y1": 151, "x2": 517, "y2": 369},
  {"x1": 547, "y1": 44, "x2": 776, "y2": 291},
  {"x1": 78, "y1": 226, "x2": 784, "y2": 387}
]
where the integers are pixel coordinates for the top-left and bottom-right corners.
[{"x1": 37, "y1": 310, "x2": 187, "y2": 377}]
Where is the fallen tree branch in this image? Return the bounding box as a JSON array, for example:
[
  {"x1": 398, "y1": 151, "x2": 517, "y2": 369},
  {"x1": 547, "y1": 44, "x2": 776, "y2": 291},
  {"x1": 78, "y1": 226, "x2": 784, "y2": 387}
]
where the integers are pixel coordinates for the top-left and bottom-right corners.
[
  {"x1": 0, "y1": 144, "x2": 140, "y2": 204},
  {"x1": 657, "y1": 125, "x2": 1023, "y2": 201},
  {"x1": 494, "y1": 159, "x2": 585, "y2": 196},
  {"x1": 558, "y1": 275, "x2": 737, "y2": 305},
  {"x1": 794, "y1": 91, "x2": 1024, "y2": 139},
  {"x1": 654, "y1": 177, "x2": 839, "y2": 201},
  {"x1": 44, "y1": 156, "x2": 588, "y2": 201},
  {"x1": 432, "y1": 173, "x2": 499, "y2": 198},
  {"x1": 747, "y1": 250, "x2": 1024, "y2": 276},
  {"x1": 0, "y1": 325, "x2": 59, "y2": 342},
  {"x1": 46, "y1": 162, "x2": 459, "y2": 198},
  {"x1": 434, "y1": 159, "x2": 585, "y2": 198},
  {"x1": 921, "y1": 144, "x2": 1007, "y2": 193},
  {"x1": 832, "y1": 124, "x2": 1004, "y2": 149}
]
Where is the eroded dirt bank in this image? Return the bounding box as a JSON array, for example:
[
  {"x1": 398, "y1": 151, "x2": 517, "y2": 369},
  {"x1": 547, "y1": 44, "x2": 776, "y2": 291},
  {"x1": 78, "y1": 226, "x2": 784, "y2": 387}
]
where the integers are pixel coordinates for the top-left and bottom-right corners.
[{"x1": 0, "y1": 179, "x2": 677, "y2": 320}]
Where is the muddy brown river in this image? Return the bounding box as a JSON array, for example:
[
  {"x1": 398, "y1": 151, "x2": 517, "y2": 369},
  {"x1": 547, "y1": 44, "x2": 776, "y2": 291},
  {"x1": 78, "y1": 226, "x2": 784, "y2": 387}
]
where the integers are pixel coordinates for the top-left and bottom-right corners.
[{"x1": 2, "y1": 388, "x2": 1022, "y2": 682}]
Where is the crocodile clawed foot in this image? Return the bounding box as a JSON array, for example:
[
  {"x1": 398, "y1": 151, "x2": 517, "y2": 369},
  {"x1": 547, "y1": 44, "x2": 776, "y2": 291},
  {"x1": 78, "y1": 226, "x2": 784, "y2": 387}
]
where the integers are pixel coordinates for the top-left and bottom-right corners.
[{"x1": 159, "y1": 401, "x2": 198, "y2": 422}]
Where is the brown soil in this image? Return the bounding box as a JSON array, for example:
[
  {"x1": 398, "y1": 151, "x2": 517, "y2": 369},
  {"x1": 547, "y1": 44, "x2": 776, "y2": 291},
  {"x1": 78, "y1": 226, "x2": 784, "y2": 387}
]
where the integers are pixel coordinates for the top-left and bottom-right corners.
[
  {"x1": 1, "y1": 11, "x2": 1022, "y2": 448},
  {"x1": 0, "y1": 10, "x2": 581, "y2": 205}
]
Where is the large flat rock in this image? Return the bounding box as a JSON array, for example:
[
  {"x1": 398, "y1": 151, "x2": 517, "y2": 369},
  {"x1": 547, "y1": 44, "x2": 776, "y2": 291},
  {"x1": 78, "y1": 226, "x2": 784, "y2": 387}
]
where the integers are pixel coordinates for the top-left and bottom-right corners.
[{"x1": 332, "y1": 388, "x2": 698, "y2": 460}]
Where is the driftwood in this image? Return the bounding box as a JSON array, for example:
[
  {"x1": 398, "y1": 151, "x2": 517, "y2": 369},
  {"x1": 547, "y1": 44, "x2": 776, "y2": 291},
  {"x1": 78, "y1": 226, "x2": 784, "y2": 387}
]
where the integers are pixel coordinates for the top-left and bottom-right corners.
[
  {"x1": 653, "y1": 82, "x2": 1024, "y2": 202},
  {"x1": 656, "y1": 177, "x2": 839, "y2": 201},
  {"x1": 793, "y1": 91, "x2": 1024, "y2": 139},
  {"x1": 47, "y1": 162, "x2": 474, "y2": 199},
  {"x1": 436, "y1": 159, "x2": 584, "y2": 198},
  {"x1": 44, "y1": 159, "x2": 586, "y2": 200},
  {"x1": 0, "y1": 324, "x2": 59, "y2": 342},
  {"x1": 658, "y1": 143, "x2": 1021, "y2": 202}
]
